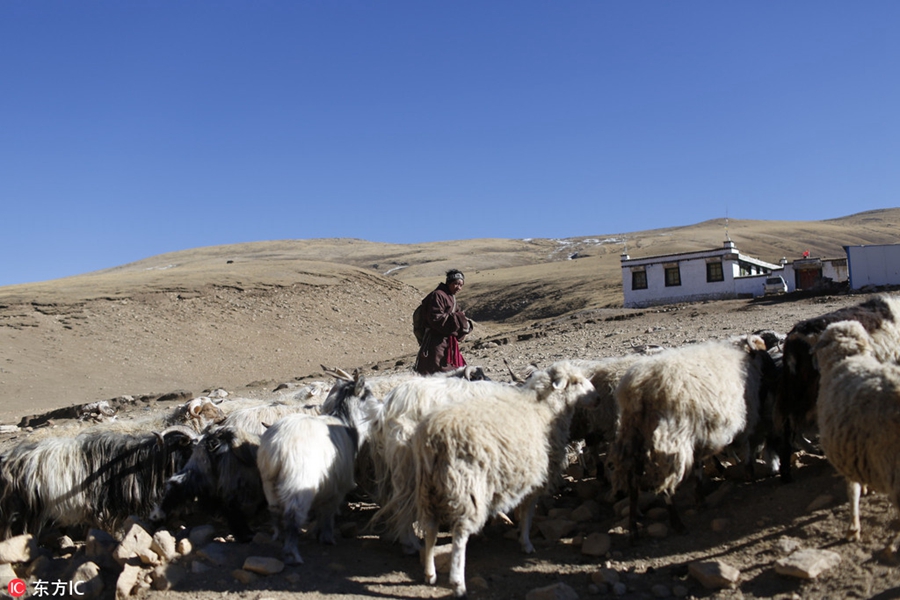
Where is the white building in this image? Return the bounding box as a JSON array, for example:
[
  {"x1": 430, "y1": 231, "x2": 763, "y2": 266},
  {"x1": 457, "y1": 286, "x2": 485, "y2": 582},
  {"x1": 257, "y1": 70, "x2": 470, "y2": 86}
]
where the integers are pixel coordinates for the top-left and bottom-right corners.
[
  {"x1": 845, "y1": 244, "x2": 900, "y2": 289},
  {"x1": 779, "y1": 256, "x2": 848, "y2": 291},
  {"x1": 621, "y1": 240, "x2": 782, "y2": 308}
]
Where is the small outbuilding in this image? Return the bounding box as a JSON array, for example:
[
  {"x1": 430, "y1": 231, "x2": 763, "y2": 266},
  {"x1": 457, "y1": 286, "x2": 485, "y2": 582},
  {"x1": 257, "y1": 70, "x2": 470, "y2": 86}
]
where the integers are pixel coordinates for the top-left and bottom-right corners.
[{"x1": 845, "y1": 244, "x2": 900, "y2": 289}]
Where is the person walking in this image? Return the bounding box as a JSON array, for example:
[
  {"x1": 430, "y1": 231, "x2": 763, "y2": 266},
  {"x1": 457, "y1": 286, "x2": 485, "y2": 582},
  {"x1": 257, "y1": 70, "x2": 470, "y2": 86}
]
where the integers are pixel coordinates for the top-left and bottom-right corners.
[{"x1": 414, "y1": 269, "x2": 472, "y2": 375}]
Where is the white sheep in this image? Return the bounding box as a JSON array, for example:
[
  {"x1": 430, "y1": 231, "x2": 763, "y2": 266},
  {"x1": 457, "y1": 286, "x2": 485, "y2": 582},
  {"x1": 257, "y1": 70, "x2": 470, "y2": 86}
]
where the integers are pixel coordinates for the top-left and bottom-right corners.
[
  {"x1": 413, "y1": 361, "x2": 595, "y2": 598},
  {"x1": 256, "y1": 371, "x2": 378, "y2": 564},
  {"x1": 813, "y1": 319, "x2": 900, "y2": 553},
  {"x1": 366, "y1": 375, "x2": 496, "y2": 554},
  {"x1": 609, "y1": 334, "x2": 774, "y2": 537}
]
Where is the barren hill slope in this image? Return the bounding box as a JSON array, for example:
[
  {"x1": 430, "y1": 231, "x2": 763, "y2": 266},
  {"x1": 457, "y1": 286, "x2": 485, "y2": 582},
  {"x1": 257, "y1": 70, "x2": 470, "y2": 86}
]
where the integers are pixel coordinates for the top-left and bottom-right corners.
[{"x1": 0, "y1": 209, "x2": 897, "y2": 421}]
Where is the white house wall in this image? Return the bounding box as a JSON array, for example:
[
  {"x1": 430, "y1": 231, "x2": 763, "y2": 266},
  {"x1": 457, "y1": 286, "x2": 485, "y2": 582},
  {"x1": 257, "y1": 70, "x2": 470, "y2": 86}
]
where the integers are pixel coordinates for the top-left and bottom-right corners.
[{"x1": 847, "y1": 245, "x2": 900, "y2": 288}]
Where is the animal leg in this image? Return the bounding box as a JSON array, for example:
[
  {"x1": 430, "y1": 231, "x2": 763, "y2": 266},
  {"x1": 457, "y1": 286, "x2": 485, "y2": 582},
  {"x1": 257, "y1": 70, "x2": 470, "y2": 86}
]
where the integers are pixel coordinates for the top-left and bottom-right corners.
[
  {"x1": 665, "y1": 492, "x2": 686, "y2": 534},
  {"x1": 282, "y1": 490, "x2": 314, "y2": 565},
  {"x1": 316, "y1": 509, "x2": 337, "y2": 545},
  {"x1": 449, "y1": 528, "x2": 470, "y2": 598},
  {"x1": 847, "y1": 480, "x2": 862, "y2": 542},
  {"x1": 517, "y1": 495, "x2": 538, "y2": 554},
  {"x1": 421, "y1": 518, "x2": 439, "y2": 586}
]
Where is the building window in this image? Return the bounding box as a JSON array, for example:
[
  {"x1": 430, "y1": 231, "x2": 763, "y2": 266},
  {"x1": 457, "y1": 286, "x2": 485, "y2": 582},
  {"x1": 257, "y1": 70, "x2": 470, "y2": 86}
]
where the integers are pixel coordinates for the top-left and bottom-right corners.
[
  {"x1": 664, "y1": 264, "x2": 681, "y2": 287},
  {"x1": 706, "y1": 261, "x2": 724, "y2": 282},
  {"x1": 632, "y1": 270, "x2": 647, "y2": 290}
]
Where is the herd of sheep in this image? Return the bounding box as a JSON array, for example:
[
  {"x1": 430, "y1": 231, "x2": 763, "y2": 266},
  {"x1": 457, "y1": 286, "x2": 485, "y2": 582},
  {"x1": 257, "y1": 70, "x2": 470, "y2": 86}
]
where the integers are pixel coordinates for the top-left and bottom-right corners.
[{"x1": 2, "y1": 293, "x2": 900, "y2": 597}]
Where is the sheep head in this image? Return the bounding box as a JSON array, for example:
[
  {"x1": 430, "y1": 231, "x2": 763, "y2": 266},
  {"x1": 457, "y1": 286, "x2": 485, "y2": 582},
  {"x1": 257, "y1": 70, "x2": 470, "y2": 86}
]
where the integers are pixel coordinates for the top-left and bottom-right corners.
[{"x1": 812, "y1": 320, "x2": 872, "y2": 367}]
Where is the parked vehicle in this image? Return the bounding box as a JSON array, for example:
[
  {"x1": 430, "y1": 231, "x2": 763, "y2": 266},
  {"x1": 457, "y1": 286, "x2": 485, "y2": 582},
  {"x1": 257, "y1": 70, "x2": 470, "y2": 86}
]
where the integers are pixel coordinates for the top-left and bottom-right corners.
[{"x1": 764, "y1": 276, "x2": 788, "y2": 295}]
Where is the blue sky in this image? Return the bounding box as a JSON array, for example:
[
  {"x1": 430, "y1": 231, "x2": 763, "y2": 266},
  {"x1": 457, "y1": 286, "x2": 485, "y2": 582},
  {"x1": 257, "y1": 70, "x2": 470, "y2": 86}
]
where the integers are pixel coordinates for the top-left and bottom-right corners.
[{"x1": 2, "y1": 2, "x2": 898, "y2": 287}]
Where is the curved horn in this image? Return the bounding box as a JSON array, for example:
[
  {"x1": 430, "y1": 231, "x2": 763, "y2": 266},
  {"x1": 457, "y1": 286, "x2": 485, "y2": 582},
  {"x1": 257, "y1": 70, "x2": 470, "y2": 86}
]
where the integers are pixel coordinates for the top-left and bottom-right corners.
[
  {"x1": 188, "y1": 397, "x2": 211, "y2": 416},
  {"x1": 157, "y1": 425, "x2": 201, "y2": 440},
  {"x1": 322, "y1": 366, "x2": 354, "y2": 381}
]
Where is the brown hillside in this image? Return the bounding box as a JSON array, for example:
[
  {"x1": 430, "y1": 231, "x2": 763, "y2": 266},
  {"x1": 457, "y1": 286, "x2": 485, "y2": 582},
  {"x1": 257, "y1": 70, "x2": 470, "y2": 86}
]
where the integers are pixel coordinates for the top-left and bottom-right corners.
[{"x1": 0, "y1": 209, "x2": 897, "y2": 421}]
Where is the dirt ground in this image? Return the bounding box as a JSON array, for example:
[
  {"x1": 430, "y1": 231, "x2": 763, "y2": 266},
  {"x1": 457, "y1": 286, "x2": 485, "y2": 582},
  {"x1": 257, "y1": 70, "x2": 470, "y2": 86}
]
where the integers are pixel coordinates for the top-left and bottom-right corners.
[{"x1": 3, "y1": 285, "x2": 900, "y2": 599}]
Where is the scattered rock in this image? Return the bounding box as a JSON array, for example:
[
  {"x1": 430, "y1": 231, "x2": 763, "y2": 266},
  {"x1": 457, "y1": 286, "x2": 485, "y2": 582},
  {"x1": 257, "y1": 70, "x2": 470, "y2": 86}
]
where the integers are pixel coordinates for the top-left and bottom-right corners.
[
  {"x1": 591, "y1": 567, "x2": 620, "y2": 585},
  {"x1": 776, "y1": 536, "x2": 804, "y2": 555},
  {"x1": 0, "y1": 534, "x2": 37, "y2": 564},
  {"x1": 72, "y1": 561, "x2": 104, "y2": 599},
  {"x1": 113, "y1": 523, "x2": 155, "y2": 566},
  {"x1": 243, "y1": 556, "x2": 285, "y2": 575},
  {"x1": 232, "y1": 568, "x2": 260, "y2": 584},
  {"x1": 151, "y1": 564, "x2": 187, "y2": 591},
  {"x1": 176, "y1": 537, "x2": 193, "y2": 556},
  {"x1": 688, "y1": 560, "x2": 741, "y2": 589},
  {"x1": 775, "y1": 548, "x2": 842, "y2": 579},
  {"x1": 151, "y1": 530, "x2": 178, "y2": 562},
  {"x1": 86, "y1": 529, "x2": 118, "y2": 564},
  {"x1": 0, "y1": 563, "x2": 17, "y2": 587},
  {"x1": 525, "y1": 581, "x2": 579, "y2": 600},
  {"x1": 116, "y1": 563, "x2": 143, "y2": 598},
  {"x1": 581, "y1": 532, "x2": 611, "y2": 557},
  {"x1": 537, "y1": 519, "x2": 577, "y2": 542}
]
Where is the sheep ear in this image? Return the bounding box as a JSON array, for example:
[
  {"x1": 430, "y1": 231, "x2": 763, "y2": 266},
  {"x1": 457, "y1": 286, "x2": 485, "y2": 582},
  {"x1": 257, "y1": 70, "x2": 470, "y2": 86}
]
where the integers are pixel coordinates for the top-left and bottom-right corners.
[{"x1": 552, "y1": 376, "x2": 567, "y2": 390}]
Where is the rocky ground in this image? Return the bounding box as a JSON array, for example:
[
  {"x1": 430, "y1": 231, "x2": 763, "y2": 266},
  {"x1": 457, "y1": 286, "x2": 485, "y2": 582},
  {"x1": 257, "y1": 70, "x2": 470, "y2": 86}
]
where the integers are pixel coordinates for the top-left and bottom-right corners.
[{"x1": 2, "y1": 289, "x2": 900, "y2": 599}]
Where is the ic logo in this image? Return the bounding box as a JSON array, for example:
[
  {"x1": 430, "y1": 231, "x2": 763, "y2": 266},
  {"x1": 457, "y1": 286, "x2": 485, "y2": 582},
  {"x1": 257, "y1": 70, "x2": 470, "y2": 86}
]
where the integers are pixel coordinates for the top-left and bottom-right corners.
[{"x1": 7, "y1": 578, "x2": 26, "y2": 597}]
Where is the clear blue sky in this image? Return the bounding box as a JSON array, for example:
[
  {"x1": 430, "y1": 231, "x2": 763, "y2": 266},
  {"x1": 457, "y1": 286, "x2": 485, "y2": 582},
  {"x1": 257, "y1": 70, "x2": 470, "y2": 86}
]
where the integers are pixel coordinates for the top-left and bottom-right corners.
[{"x1": 2, "y1": 2, "x2": 898, "y2": 287}]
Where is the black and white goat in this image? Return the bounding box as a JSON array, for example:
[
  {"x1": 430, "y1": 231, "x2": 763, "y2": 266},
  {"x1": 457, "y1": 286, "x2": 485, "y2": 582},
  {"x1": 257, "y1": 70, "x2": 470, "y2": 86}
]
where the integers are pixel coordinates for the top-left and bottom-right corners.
[{"x1": 0, "y1": 425, "x2": 196, "y2": 539}]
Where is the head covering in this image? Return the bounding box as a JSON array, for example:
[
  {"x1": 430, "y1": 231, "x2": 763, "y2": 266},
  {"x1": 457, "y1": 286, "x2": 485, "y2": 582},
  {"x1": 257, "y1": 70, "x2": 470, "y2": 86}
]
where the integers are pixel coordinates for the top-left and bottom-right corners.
[{"x1": 445, "y1": 269, "x2": 465, "y2": 284}]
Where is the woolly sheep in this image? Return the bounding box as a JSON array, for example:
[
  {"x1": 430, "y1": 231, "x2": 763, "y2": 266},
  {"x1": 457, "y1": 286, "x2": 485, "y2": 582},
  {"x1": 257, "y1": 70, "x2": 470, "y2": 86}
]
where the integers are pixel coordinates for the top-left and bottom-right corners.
[
  {"x1": 609, "y1": 334, "x2": 775, "y2": 538},
  {"x1": 257, "y1": 370, "x2": 378, "y2": 564},
  {"x1": 776, "y1": 294, "x2": 900, "y2": 482},
  {"x1": 813, "y1": 319, "x2": 900, "y2": 553},
  {"x1": 414, "y1": 361, "x2": 595, "y2": 598},
  {"x1": 366, "y1": 375, "x2": 497, "y2": 554}
]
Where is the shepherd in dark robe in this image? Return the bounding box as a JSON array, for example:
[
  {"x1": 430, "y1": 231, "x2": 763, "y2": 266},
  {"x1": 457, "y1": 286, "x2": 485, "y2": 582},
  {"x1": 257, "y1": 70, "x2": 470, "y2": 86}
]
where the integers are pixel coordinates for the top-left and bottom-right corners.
[{"x1": 414, "y1": 269, "x2": 472, "y2": 375}]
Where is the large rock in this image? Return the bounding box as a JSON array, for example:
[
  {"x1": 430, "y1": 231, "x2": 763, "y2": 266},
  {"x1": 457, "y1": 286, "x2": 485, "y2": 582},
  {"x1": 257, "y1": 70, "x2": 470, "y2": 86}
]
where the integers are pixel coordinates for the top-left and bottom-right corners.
[
  {"x1": 0, "y1": 534, "x2": 37, "y2": 564},
  {"x1": 0, "y1": 563, "x2": 18, "y2": 588},
  {"x1": 116, "y1": 563, "x2": 143, "y2": 598},
  {"x1": 151, "y1": 530, "x2": 178, "y2": 563},
  {"x1": 113, "y1": 523, "x2": 156, "y2": 566},
  {"x1": 72, "y1": 561, "x2": 105, "y2": 600}
]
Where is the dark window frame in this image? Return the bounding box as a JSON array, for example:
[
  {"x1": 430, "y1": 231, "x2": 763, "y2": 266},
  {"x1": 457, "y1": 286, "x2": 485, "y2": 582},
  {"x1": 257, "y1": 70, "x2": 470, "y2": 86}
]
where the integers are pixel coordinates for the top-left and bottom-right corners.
[
  {"x1": 706, "y1": 261, "x2": 724, "y2": 283},
  {"x1": 632, "y1": 270, "x2": 648, "y2": 290},
  {"x1": 665, "y1": 264, "x2": 681, "y2": 287}
]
